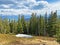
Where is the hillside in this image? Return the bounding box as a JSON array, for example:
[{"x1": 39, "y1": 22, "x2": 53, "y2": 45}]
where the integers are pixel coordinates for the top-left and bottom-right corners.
[{"x1": 0, "y1": 34, "x2": 59, "y2": 45}]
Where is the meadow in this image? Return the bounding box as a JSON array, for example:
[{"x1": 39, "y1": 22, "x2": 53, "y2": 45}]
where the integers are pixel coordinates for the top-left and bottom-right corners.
[{"x1": 0, "y1": 34, "x2": 59, "y2": 45}]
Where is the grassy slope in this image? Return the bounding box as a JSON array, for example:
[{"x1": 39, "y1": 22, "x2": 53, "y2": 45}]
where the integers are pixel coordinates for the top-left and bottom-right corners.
[{"x1": 0, "y1": 34, "x2": 59, "y2": 45}]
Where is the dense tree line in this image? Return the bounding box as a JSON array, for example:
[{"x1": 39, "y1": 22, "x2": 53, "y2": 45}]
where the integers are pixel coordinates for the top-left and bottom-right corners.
[{"x1": 0, "y1": 11, "x2": 60, "y2": 40}]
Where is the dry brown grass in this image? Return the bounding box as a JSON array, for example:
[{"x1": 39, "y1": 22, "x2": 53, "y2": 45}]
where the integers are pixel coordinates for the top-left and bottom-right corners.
[{"x1": 0, "y1": 34, "x2": 59, "y2": 45}]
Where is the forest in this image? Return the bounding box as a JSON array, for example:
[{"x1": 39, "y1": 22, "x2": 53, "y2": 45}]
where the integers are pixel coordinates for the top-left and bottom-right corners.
[{"x1": 0, "y1": 11, "x2": 60, "y2": 42}]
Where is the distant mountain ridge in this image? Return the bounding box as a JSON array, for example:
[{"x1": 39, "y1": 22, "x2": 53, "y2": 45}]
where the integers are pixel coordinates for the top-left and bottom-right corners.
[
  {"x1": 0, "y1": 15, "x2": 31, "y2": 21},
  {"x1": 0, "y1": 15, "x2": 60, "y2": 21}
]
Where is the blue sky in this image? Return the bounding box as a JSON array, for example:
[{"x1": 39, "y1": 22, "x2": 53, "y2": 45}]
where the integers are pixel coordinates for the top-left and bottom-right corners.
[{"x1": 0, "y1": 0, "x2": 60, "y2": 16}]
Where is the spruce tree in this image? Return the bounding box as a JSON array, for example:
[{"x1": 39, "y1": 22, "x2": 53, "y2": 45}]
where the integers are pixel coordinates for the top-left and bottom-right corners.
[
  {"x1": 48, "y1": 11, "x2": 57, "y2": 37},
  {"x1": 44, "y1": 12, "x2": 48, "y2": 36},
  {"x1": 21, "y1": 15, "x2": 27, "y2": 34},
  {"x1": 38, "y1": 15, "x2": 44, "y2": 36},
  {"x1": 3, "y1": 17, "x2": 10, "y2": 34},
  {"x1": 56, "y1": 17, "x2": 60, "y2": 43},
  {"x1": 17, "y1": 15, "x2": 23, "y2": 34}
]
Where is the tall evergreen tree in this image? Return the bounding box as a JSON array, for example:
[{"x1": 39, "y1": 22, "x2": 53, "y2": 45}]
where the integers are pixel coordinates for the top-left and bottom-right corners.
[
  {"x1": 9, "y1": 20, "x2": 14, "y2": 33},
  {"x1": 21, "y1": 15, "x2": 27, "y2": 34},
  {"x1": 44, "y1": 12, "x2": 48, "y2": 36},
  {"x1": 12, "y1": 19, "x2": 17, "y2": 34},
  {"x1": 3, "y1": 17, "x2": 10, "y2": 34},
  {"x1": 56, "y1": 16, "x2": 60, "y2": 43},
  {"x1": 17, "y1": 15, "x2": 23, "y2": 34},
  {"x1": 38, "y1": 15, "x2": 44, "y2": 36},
  {"x1": 0, "y1": 16, "x2": 4, "y2": 33},
  {"x1": 26, "y1": 22, "x2": 29, "y2": 34},
  {"x1": 48, "y1": 11, "x2": 57, "y2": 37},
  {"x1": 29, "y1": 13, "x2": 38, "y2": 35}
]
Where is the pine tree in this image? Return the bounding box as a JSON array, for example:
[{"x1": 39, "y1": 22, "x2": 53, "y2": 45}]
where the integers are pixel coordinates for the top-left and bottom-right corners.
[
  {"x1": 3, "y1": 16, "x2": 10, "y2": 34},
  {"x1": 17, "y1": 15, "x2": 23, "y2": 34},
  {"x1": 26, "y1": 22, "x2": 29, "y2": 34},
  {"x1": 44, "y1": 12, "x2": 48, "y2": 36},
  {"x1": 12, "y1": 19, "x2": 17, "y2": 34},
  {"x1": 38, "y1": 15, "x2": 44, "y2": 36},
  {"x1": 48, "y1": 11, "x2": 57, "y2": 37},
  {"x1": 29, "y1": 13, "x2": 37, "y2": 35},
  {"x1": 9, "y1": 20, "x2": 14, "y2": 33},
  {"x1": 21, "y1": 15, "x2": 27, "y2": 34},
  {"x1": 0, "y1": 16, "x2": 4, "y2": 33},
  {"x1": 56, "y1": 16, "x2": 60, "y2": 43}
]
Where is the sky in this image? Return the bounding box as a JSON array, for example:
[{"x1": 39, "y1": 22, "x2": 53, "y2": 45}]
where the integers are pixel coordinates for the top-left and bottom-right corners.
[{"x1": 0, "y1": 0, "x2": 60, "y2": 16}]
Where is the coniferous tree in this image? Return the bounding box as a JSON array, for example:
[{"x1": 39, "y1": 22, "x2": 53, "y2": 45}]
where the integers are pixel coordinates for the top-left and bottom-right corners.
[
  {"x1": 29, "y1": 13, "x2": 37, "y2": 35},
  {"x1": 0, "y1": 16, "x2": 4, "y2": 33},
  {"x1": 9, "y1": 20, "x2": 14, "y2": 33},
  {"x1": 44, "y1": 12, "x2": 48, "y2": 36},
  {"x1": 29, "y1": 13, "x2": 35, "y2": 35},
  {"x1": 48, "y1": 11, "x2": 57, "y2": 37},
  {"x1": 38, "y1": 15, "x2": 44, "y2": 36},
  {"x1": 17, "y1": 15, "x2": 23, "y2": 34},
  {"x1": 26, "y1": 22, "x2": 29, "y2": 34},
  {"x1": 56, "y1": 16, "x2": 60, "y2": 43},
  {"x1": 3, "y1": 17, "x2": 10, "y2": 34},
  {"x1": 21, "y1": 15, "x2": 27, "y2": 34},
  {"x1": 12, "y1": 19, "x2": 17, "y2": 34}
]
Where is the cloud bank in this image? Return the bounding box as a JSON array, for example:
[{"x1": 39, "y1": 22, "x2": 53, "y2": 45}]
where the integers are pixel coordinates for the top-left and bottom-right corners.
[{"x1": 0, "y1": 0, "x2": 60, "y2": 15}]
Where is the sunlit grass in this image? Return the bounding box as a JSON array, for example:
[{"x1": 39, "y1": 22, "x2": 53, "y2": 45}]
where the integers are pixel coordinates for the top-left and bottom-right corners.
[{"x1": 0, "y1": 34, "x2": 57, "y2": 45}]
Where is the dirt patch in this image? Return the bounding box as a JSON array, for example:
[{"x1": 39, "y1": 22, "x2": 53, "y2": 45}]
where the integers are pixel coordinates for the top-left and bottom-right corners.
[
  {"x1": 4, "y1": 40, "x2": 47, "y2": 45},
  {"x1": 5, "y1": 41, "x2": 23, "y2": 45}
]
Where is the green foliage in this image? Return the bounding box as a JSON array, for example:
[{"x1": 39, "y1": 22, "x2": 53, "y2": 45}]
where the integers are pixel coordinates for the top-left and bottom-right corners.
[
  {"x1": 29, "y1": 13, "x2": 38, "y2": 35},
  {"x1": 47, "y1": 11, "x2": 57, "y2": 37},
  {"x1": 56, "y1": 29, "x2": 60, "y2": 43},
  {"x1": 17, "y1": 15, "x2": 23, "y2": 34},
  {"x1": 3, "y1": 17, "x2": 10, "y2": 34},
  {"x1": 21, "y1": 15, "x2": 27, "y2": 34},
  {"x1": 38, "y1": 15, "x2": 44, "y2": 36},
  {"x1": 0, "y1": 11, "x2": 60, "y2": 42},
  {"x1": 56, "y1": 18, "x2": 60, "y2": 43}
]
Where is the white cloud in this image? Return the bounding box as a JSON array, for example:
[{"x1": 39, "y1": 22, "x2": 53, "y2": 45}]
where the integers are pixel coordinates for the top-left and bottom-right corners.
[
  {"x1": 0, "y1": 0, "x2": 60, "y2": 15},
  {"x1": 0, "y1": 9, "x2": 32, "y2": 15},
  {"x1": 49, "y1": 2, "x2": 60, "y2": 11},
  {"x1": 42, "y1": 1, "x2": 60, "y2": 14},
  {"x1": 0, "y1": 4, "x2": 10, "y2": 8},
  {"x1": 0, "y1": 4, "x2": 14, "y2": 9}
]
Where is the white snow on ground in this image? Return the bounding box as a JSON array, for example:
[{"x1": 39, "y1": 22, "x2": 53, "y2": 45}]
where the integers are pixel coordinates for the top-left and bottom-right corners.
[{"x1": 16, "y1": 34, "x2": 33, "y2": 38}]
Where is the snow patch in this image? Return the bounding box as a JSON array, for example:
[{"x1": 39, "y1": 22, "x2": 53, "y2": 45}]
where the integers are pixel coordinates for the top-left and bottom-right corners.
[{"x1": 16, "y1": 34, "x2": 33, "y2": 38}]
